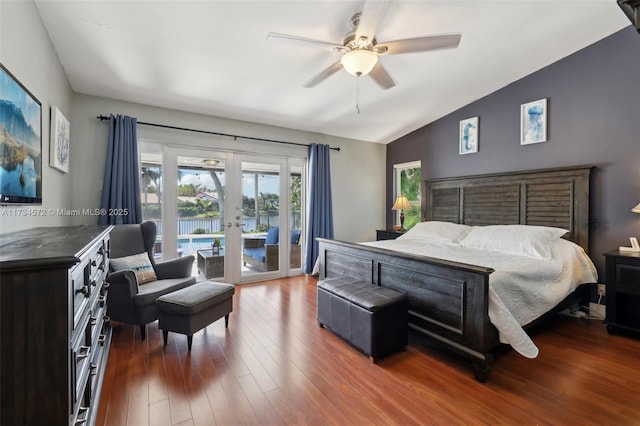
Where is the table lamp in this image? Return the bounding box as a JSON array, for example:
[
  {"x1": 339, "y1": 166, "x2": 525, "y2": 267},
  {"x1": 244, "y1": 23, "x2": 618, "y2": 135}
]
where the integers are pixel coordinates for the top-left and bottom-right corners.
[
  {"x1": 392, "y1": 195, "x2": 411, "y2": 230},
  {"x1": 620, "y1": 202, "x2": 640, "y2": 252}
]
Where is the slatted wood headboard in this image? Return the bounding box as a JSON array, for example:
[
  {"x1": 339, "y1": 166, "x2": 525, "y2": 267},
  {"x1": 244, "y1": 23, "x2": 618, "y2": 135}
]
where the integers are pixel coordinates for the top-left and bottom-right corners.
[{"x1": 422, "y1": 165, "x2": 593, "y2": 253}]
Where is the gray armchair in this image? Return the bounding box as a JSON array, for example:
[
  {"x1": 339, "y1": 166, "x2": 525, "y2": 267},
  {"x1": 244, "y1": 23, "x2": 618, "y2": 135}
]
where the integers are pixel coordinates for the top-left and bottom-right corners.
[{"x1": 107, "y1": 221, "x2": 196, "y2": 339}]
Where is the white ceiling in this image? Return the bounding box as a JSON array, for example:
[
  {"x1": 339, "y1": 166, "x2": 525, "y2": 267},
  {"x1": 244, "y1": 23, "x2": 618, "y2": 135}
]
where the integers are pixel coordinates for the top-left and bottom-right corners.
[{"x1": 34, "y1": 1, "x2": 629, "y2": 144}]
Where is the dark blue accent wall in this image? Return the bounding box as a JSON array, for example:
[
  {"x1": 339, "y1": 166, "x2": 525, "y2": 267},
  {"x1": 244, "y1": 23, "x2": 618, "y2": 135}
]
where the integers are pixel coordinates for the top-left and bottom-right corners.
[{"x1": 386, "y1": 26, "x2": 640, "y2": 275}]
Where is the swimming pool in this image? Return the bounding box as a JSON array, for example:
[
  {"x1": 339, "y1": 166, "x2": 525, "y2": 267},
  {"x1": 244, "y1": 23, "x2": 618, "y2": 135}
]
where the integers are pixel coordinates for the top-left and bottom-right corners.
[{"x1": 177, "y1": 236, "x2": 225, "y2": 251}]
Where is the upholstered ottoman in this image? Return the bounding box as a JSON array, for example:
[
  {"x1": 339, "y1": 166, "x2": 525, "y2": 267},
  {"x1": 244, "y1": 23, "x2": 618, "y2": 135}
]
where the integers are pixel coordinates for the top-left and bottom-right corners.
[
  {"x1": 317, "y1": 276, "x2": 408, "y2": 362},
  {"x1": 156, "y1": 281, "x2": 235, "y2": 350}
]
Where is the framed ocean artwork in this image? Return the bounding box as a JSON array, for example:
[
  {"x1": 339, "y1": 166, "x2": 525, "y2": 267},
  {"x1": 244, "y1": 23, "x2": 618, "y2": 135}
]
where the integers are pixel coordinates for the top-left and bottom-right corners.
[
  {"x1": 459, "y1": 116, "x2": 478, "y2": 155},
  {"x1": 520, "y1": 98, "x2": 547, "y2": 145}
]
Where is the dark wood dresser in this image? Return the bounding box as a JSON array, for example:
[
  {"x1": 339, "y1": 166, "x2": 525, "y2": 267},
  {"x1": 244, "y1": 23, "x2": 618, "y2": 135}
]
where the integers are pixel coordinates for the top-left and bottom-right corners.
[{"x1": 0, "y1": 225, "x2": 113, "y2": 426}]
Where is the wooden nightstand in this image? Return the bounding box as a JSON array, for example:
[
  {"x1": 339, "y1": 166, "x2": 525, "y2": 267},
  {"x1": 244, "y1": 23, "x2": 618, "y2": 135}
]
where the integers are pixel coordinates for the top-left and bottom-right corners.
[
  {"x1": 603, "y1": 249, "x2": 640, "y2": 336},
  {"x1": 376, "y1": 229, "x2": 405, "y2": 241}
]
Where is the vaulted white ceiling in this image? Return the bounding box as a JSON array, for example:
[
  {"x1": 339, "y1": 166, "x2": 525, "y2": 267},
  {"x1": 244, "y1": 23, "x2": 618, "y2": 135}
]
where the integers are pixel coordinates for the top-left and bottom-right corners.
[{"x1": 35, "y1": 1, "x2": 629, "y2": 144}]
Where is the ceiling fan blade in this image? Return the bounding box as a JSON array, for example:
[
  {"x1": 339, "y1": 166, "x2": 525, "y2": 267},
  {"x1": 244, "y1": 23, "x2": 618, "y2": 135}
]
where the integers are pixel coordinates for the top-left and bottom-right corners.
[
  {"x1": 304, "y1": 61, "x2": 344, "y2": 88},
  {"x1": 369, "y1": 62, "x2": 395, "y2": 90},
  {"x1": 378, "y1": 34, "x2": 462, "y2": 55},
  {"x1": 355, "y1": 0, "x2": 390, "y2": 43},
  {"x1": 267, "y1": 32, "x2": 343, "y2": 51}
]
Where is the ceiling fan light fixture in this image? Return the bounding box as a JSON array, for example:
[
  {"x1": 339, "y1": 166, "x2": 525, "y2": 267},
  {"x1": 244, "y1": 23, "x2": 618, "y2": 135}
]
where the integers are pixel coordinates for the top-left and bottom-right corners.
[
  {"x1": 340, "y1": 49, "x2": 378, "y2": 76},
  {"x1": 202, "y1": 159, "x2": 219, "y2": 167}
]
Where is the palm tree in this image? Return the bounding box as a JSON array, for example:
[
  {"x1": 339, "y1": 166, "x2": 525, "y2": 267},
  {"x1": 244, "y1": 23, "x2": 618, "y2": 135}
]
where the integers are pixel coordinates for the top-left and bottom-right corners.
[
  {"x1": 209, "y1": 170, "x2": 225, "y2": 222},
  {"x1": 290, "y1": 174, "x2": 301, "y2": 228},
  {"x1": 401, "y1": 168, "x2": 421, "y2": 201},
  {"x1": 400, "y1": 167, "x2": 421, "y2": 228},
  {"x1": 141, "y1": 166, "x2": 161, "y2": 204}
]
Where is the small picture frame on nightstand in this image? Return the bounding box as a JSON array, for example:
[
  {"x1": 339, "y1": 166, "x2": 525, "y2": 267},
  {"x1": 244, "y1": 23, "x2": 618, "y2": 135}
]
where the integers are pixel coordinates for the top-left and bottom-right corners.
[{"x1": 619, "y1": 237, "x2": 640, "y2": 253}]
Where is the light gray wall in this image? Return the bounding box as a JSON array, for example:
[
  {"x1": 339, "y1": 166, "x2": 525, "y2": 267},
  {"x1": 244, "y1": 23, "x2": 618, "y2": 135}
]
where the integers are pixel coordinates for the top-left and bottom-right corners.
[
  {"x1": 0, "y1": 0, "x2": 74, "y2": 233},
  {"x1": 71, "y1": 94, "x2": 386, "y2": 243}
]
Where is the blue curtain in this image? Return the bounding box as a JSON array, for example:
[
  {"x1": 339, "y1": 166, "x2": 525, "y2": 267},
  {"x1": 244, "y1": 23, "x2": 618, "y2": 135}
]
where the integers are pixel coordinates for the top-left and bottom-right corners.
[
  {"x1": 98, "y1": 114, "x2": 143, "y2": 225},
  {"x1": 303, "y1": 143, "x2": 334, "y2": 274}
]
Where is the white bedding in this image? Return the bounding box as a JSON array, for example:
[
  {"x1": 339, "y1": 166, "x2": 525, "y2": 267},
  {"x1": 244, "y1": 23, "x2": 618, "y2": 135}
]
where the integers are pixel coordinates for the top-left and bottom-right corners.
[{"x1": 361, "y1": 237, "x2": 598, "y2": 358}]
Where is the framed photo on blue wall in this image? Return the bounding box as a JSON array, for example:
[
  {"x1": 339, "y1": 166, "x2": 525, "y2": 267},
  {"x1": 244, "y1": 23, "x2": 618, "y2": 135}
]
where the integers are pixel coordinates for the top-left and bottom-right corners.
[
  {"x1": 459, "y1": 116, "x2": 478, "y2": 155},
  {"x1": 520, "y1": 98, "x2": 547, "y2": 145}
]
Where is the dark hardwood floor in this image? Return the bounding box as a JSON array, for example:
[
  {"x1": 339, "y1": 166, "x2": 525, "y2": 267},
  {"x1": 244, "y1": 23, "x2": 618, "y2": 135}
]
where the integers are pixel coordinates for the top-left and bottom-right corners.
[{"x1": 97, "y1": 276, "x2": 640, "y2": 425}]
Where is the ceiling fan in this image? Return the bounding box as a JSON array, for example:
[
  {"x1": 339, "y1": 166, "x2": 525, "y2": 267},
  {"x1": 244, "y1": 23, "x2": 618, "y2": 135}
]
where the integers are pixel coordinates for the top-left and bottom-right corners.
[{"x1": 267, "y1": 1, "x2": 461, "y2": 90}]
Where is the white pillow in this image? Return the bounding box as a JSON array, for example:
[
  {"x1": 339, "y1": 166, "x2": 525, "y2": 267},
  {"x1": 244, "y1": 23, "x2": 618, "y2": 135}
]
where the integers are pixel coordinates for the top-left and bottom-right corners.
[
  {"x1": 460, "y1": 225, "x2": 568, "y2": 259},
  {"x1": 398, "y1": 221, "x2": 472, "y2": 245},
  {"x1": 110, "y1": 252, "x2": 157, "y2": 284}
]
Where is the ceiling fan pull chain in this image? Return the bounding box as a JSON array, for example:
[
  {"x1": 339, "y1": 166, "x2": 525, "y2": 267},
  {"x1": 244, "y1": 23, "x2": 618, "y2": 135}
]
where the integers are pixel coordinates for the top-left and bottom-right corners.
[{"x1": 355, "y1": 77, "x2": 361, "y2": 115}]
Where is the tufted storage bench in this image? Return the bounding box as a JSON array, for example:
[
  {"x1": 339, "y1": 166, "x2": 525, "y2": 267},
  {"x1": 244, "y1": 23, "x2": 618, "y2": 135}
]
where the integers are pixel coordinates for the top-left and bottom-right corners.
[
  {"x1": 156, "y1": 281, "x2": 235, "y2": 351},
  {"x1": 317, "y1": 276, "x2": 408, "y2": 362}
]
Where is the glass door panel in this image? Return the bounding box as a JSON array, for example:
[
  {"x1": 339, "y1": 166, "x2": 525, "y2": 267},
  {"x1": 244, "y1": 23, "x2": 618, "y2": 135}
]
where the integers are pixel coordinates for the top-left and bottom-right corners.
[
  {"x1": 290, "y1": 164, "x2": 303, "y2": 271},
  {"x1": 140, "y1": 149, "x2": 164, "y2": 261},
  {"x1": 239, "y1": 159, "x2": 281, "y2": 281},
  {"x1": 176, "y1": 155, "x2": 226, "y2": 280}
]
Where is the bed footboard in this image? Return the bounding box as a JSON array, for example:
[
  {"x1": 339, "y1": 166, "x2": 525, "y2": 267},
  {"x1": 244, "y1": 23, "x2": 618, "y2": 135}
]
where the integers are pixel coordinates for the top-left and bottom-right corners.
[{"x1": 317, "y1": 238, "x2": 498, "y2": 381}]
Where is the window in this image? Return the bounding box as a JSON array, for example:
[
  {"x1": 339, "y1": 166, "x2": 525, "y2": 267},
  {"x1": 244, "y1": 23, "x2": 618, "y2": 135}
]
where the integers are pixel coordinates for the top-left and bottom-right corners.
[
  {"x1": 394, "y1": 161, "x2": 421, "y2": 230},
  {"x1": 140, "y1": 151, "x2": 163, "y2": 225}
]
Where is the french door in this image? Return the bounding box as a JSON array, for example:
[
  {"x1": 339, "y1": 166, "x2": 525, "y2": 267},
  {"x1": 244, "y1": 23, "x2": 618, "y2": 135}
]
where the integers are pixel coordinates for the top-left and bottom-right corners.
[
  {"x1": 140, "y1": 143, "x2": 304, "y2": 284},
  {"x1": 231, "y1": 154, "x2": 304, "y2": 282}
]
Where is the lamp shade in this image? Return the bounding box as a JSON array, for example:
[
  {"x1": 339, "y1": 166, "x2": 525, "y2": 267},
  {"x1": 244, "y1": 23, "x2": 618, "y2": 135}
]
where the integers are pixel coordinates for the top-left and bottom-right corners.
[
  {"x1": 392, "y1": 195, "x2": 411, "y2": 211},
  {"x1": 341, "y1": 49, "x2": 378, "y2": 76},
  {"x1": 632, "y1": 203, "x2": 640, "y2": 213}
]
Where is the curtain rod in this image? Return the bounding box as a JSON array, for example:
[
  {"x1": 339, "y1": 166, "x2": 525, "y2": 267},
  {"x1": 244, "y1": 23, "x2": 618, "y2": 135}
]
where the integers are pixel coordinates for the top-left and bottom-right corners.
[{"x1": 96, "y1": 115, "x2": 340, "y2": 151}]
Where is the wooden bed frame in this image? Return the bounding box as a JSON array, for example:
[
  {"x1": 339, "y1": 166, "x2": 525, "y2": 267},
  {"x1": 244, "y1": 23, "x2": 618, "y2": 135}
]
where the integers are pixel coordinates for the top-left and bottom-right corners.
[{"x1": 317, "y1": 165, "x2": 593, "y2": 381}]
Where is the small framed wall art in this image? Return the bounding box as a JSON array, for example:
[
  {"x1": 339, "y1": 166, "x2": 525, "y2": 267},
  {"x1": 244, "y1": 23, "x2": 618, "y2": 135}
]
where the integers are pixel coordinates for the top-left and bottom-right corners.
[
  {"x1": 520, "y1": 98, "x2": 547, "y2": 145},
  {"x1": 50, "y1": 106, "x2": 70, "y2": 173},
  {"x1": 459, "y1": 116, "x2": 478, "y2": 155}
]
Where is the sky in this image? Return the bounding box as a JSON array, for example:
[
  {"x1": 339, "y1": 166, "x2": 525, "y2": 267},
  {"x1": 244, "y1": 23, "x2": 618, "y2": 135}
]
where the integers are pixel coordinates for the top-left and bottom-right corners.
[
  {"x1": 179, "y1": 169, "x2": 279, "y2": 197},
  {"x1": 1, "y1": 67, "x2": 41, "y2": 135}
]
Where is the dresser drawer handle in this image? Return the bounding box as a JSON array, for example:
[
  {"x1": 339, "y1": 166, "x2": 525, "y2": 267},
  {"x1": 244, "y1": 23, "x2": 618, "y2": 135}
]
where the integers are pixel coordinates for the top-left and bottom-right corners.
[
  {"x1": 90, "y1": 279, "x2": 97, "y2": 287},
  {"x1": 98, "y1": 334, "x2": 106, "y2": 346},
  {"x1": 76, "y1": 345, "x2": 91, "y2": 361},
  {"x1": 75, "y1": 406, "x2": 89, "y2": 425},
  {"x1": 91, "y1": 260, "x2": 97, "y2": 267},
  {"x1": 99, "y1": 295, "x2": 106, "y2": 307},
  {"x1": 102, "y1": 281, "x2": 110, "y2": 290},
  {"x1": 90, "y1": 315, "x2": 97, "y2": 326},
  {"x1": 76, "y1": 285, "x2": 89, "y2": 297}
]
